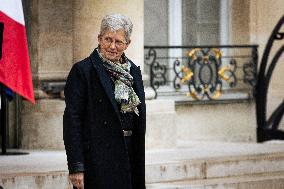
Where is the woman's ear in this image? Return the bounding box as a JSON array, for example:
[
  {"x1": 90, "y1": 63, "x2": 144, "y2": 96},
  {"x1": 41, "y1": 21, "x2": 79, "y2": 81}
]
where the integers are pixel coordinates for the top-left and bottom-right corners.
[
  {"x1": 98, "y1": 34, "x2": 102, "y2": 44},
  {"x1": 125, "y1": 39, "x2": 131, "y2": 49}
]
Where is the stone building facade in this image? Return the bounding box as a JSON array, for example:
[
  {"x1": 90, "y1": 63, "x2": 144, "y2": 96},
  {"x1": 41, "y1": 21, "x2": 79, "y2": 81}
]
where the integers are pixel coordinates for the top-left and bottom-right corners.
[{"x1": 3, "y1": 0, "x2": 284, "y2": 150}]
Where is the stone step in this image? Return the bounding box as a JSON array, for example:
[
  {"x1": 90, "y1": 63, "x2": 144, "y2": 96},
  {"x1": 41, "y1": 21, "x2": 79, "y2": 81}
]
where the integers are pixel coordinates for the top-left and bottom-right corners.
[
  {"x1": 146, "y1": 172, "x2": 284, "y2": 189},
  {"x1": 1, "y1": 142, "x2": 284, "y2": 188},
  {"x1": 145, "y1": 142, "x2": 284, "y2": 184},
  {"x1": 146, "y1": 152, "x2": 284, "y2": 184},
  {"x1": 0, "y1": 172, "x2": 70, "y2": 189},
  {"x1": 2, "y1": 172, "x2": 284, "y2": 189}
]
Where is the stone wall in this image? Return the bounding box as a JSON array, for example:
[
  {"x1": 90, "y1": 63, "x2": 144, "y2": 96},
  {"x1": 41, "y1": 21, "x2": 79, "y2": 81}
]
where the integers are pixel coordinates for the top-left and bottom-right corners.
[
  {"x1": 176, "y1": 101, "x2": 256, "y2": 143},
  {"x1": 73, "y1": 0, "x2": 144, "y2": 69},
  {"x1": 8, "y1": 0, "x2": 284, "y2": 149}
]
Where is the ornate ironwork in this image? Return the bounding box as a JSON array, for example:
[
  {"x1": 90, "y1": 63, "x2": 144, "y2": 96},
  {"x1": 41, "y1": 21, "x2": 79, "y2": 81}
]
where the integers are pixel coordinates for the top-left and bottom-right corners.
[
  {"x1": 144, "y1": 48, "x2": 167, "y2": 98},
  {"x1": 256, "y1": 15, "x2": 284, "y2": 142},
  {"x1": 145, "y1": 45, "x2": 258, "y2": 100},
  {"x1": 173, "y1": 59, "x2": 184, "y2": 90},
  {"x1": 243, "y1": 47, "x2": 258, "y2": 87},
  {"x1": 179, "y1": 48, "x2": 238, "y2": 100}
]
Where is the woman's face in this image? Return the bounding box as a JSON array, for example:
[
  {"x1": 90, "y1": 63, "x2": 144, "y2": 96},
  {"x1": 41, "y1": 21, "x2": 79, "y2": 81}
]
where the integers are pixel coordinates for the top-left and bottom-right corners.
[{"x1": 98, "y1": 29, "x2": 130, "y2": 62}]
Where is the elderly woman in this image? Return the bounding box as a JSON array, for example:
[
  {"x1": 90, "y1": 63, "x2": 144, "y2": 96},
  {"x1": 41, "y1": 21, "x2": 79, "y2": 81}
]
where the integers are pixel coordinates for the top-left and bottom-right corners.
[{"x1": 63, "y1": 14, "x2": 146, "y2": 189}]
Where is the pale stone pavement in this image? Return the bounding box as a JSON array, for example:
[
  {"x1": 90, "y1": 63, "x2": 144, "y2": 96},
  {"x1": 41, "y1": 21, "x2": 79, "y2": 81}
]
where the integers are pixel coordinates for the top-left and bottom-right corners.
[{"x1": 1, "y1": 141, "x2": 284, "y2": 188}]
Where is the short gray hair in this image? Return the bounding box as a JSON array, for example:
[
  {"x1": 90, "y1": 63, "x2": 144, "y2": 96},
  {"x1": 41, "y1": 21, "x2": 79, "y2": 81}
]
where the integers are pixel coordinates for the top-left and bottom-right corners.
[{"x1": 100, "y1": 14, "x2": 133, "y2": 43}]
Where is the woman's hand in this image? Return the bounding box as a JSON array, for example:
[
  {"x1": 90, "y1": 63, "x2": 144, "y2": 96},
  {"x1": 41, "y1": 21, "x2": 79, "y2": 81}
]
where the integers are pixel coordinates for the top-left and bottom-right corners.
[{"x1": 69, "y1": 172, "x2": 84, "y2": 189}]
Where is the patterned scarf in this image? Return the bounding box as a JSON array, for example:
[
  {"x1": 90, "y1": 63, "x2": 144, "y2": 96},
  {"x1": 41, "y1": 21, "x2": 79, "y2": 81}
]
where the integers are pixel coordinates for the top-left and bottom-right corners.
[{"x1": 97, "y1": 48, "x2": 141, "y2": 115}]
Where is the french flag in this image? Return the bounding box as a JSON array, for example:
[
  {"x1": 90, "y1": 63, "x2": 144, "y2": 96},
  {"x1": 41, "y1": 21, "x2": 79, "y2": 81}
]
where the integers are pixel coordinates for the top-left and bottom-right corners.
[{"x1": 0, "y1": 0, "x2": 35, "y2": 104}]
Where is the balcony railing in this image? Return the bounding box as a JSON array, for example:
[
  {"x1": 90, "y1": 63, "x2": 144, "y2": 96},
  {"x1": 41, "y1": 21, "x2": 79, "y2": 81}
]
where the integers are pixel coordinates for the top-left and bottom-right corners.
[{"x1": 144, "y1": 45, "x2": 258, "y2": 101}]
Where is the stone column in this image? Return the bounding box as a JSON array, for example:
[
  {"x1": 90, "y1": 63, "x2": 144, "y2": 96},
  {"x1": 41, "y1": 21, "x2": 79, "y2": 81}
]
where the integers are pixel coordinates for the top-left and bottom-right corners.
[{"x1": 21, "y1": 0, "x2": 73, "y2": 149}]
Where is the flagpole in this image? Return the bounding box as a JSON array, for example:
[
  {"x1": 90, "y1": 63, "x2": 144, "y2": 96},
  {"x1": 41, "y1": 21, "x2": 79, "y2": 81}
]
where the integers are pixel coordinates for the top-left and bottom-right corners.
[
  {"x1": 0, "y1": 83, "x2": 7, "y2": 154},
  {"x1": 0, "y1": 22, "x2": 6, "y2": 154}
]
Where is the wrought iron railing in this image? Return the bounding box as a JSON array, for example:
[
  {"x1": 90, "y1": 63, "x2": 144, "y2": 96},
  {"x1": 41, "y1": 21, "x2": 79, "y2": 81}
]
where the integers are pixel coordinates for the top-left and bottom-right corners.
[
  {"x1": 144, "y1": 45, "x2": 258, "y2": 100},
  {"x1": 256, "y1": 15, "x2": 284, "y2": 142}
]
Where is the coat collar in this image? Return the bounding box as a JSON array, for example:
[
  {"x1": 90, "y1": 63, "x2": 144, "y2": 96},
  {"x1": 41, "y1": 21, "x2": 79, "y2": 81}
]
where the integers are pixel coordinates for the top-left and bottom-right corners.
[{"x1": 89, "y1": 49, "x2": 144, "y2": 119}]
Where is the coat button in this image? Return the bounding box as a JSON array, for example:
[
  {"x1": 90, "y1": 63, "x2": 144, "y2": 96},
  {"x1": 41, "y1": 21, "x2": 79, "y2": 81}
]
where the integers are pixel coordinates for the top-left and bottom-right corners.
[
  {"x1": 98, "y1": 99, "x2": 103, "y2": 103},
  {"x1": 103, "y1": 121, "x2": 107, "y2": 125}
]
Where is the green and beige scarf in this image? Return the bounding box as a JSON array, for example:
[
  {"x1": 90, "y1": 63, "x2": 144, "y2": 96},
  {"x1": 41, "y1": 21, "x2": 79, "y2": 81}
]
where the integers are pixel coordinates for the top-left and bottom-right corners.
[{"x1": 97, "y1": 48, "x2": 141, "y2": 116}]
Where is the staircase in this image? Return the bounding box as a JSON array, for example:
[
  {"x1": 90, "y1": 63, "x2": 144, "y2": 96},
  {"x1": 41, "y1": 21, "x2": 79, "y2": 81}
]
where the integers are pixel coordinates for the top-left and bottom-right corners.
[
  {"x1": 146, "y1": 141, "x2": 284, "y2": 189},
  {"x1": 1, "y1": 142, "x2": 284, "y2": 189}
]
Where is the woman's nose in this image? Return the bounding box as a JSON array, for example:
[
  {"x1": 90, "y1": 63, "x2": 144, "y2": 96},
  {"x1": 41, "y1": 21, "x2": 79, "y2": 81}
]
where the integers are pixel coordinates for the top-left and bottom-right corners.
[{"x1": 110, "y1": 41, "x2": 116, "y2": 49}]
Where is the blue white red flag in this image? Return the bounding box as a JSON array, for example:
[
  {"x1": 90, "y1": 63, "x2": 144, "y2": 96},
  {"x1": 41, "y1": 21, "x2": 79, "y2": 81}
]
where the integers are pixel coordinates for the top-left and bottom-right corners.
[{"x1": 0, "y1": 0, "x2": 35, "y2": 103}]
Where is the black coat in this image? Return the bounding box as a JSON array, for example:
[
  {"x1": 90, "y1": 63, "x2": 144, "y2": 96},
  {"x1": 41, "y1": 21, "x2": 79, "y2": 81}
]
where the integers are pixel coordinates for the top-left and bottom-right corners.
[{"x1": 63, "y1": 50, "x2": 146, "y2": 189}]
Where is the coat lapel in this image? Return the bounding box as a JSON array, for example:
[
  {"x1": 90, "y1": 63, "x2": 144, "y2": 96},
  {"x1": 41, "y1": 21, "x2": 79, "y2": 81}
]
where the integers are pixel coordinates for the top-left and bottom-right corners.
[
  {"x1": 130, "y1": 64, "x2": 145, "y2": 111},
  {"x1": 90, "y1": 50, "x2": 121, "y2": 120}
]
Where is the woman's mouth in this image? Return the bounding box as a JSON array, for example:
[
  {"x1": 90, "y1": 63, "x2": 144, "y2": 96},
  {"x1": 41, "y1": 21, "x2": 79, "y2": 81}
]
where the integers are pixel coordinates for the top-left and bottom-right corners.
[{"x1": 108, "y1": 51, "x2": 117, "y2": 55}]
